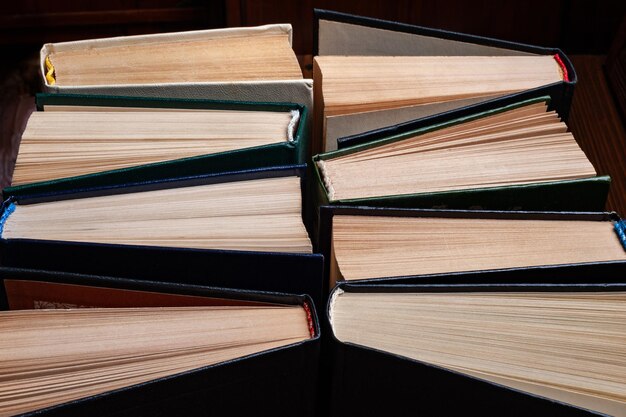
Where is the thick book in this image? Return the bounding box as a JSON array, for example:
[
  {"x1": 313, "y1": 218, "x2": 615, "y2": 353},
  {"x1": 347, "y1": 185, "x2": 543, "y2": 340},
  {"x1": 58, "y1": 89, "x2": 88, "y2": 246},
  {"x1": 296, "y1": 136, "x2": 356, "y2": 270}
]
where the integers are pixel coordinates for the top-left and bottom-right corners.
[
  {"x1": 4, "y1": 93, "x2": 308, "y2": 198},
  {"x1": 0, "y1": 266, "x2": 319, "y2": 417},
  {"x1": 39, "y1": 24, "x2": 313, "y2": 140},
  {"x1": 0, "y1": 166, "x2": 324, "y2": 307},
  {"x1": 318, "y1": 205, "x2": 626, "y2": 291},
  {"x1": 313, "y1": 97, "x2": 609, "y2": 212},
  {"x1": 327, "y1": 282, "x2": 626, "y2": 417},
  {"x1": 313, "y1": 9, "x2": 577, "y2": 153}
]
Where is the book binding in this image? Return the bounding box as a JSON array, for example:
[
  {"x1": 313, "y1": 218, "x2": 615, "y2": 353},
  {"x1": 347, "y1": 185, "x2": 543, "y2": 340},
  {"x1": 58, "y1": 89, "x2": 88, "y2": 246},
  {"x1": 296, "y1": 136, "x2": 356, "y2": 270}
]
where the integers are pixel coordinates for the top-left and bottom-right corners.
[
  {"x1": 614, "y1": 219, "x2": 626, "y2": 250},
  {"x1": 0, "y1": 201, "x2": 14, "y2": 238}
]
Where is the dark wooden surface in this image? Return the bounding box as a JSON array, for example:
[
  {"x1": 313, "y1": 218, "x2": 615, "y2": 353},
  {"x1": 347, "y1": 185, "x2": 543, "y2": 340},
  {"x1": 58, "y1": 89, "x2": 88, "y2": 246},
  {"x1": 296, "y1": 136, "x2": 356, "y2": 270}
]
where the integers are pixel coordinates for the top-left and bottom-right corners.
[
  {"x1": 5, "y1": 1, "x2": 625, "y2": 53},
  {"x1": 226, "y1": 0, "x2": 626, "y2": 56},
  {"x1": 1, "y1": 1, "x2": 225, "y2": 46},
  {"x1": 1, "y1": 52, "x2": 625, "y2": 214},
  {"x1": 606, "y1": 16, "x2": 626, "y2": 124},
  {"x1": 568, "y1": 55, "x2": 626, "y2": 213},
  {"x1": 0, "y1": 51, "x2": 37, "y2": 188}
]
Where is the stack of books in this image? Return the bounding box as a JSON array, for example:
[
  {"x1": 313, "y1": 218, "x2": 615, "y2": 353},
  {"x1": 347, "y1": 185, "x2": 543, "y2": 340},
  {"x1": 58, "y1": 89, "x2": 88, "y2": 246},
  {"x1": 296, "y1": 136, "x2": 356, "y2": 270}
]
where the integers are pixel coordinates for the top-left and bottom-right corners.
[
  {"x1": 0, "y1": 9, "x2": 625, "y2": 417},
  {"x1": 1, "y1": 23, "x2": 323, "y2": 417}
]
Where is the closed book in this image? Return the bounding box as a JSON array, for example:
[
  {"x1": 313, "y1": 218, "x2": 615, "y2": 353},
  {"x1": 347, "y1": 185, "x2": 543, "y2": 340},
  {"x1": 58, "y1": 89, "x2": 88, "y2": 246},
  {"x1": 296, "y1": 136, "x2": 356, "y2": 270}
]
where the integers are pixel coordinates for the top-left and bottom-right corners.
[
  {"x1": 40, "y1": 24, "x2": 313, "y2": 139},
  {"x1": 5, "y1": 93, "x2": 308, "y2": 198},
  {"x1": 313, "y1": 97, "x2": 609, "y2": 213},
  {"x1": 0, "y1": 266, "x2": 319, "y2": 417},
  {"x1": 319, "y1": 205, "x2": 626, "y2": 292},
  {"x1": 0, "y1": 165, "x2": 324, "y2": 308},
  {"x1": 327, "y1": 282, "x2": 626, "y2": 417},
  {"x1": 314, "y1": 9, "x2": 576, "y2": 153}
]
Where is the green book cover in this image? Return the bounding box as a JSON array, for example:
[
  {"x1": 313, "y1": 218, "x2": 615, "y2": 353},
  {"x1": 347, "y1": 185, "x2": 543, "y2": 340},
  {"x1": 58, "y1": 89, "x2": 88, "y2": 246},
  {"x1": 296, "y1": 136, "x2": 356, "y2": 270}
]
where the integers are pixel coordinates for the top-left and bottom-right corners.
[
  {"x1": 313, "y1": 96, "x2": 610, "y2": 212},
  {"x1": 4, "y1": 94, "x2": 309, "y2": 199}
]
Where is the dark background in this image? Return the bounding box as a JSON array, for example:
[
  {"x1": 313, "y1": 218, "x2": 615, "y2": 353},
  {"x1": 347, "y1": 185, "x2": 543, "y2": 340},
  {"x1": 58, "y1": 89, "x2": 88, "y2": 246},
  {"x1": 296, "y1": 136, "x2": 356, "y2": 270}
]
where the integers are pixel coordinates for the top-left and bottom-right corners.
[
  {"x1": 0, "y1": 0, "x2": 624, "y2": 54},
  {"x1": 1, "y1": 0, "x2": 626, "y2": 211}
]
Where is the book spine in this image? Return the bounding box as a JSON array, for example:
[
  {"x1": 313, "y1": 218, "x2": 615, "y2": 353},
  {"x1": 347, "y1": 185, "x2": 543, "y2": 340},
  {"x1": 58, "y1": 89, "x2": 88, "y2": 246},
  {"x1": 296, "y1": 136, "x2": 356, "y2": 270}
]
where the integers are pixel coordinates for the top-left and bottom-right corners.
[
  {"x1": 303, "y1": 301, "x2": 316, "y2": 337},
  {"x1": 327, "y1": 287, "x2": 343, "y2": 324},
  {"x1": 554, "y1": 53, "x2": 570, "y2": 82},
  {"x1": 44, "y1": 56, "x2": 56, "y2": 85},
  {"x1": 0, "y1": 202, "x2": 16, "y2": 238},
  {"x1": 287, "y1": 110, "x2": 301, "y2": 142},
  {"x1": 614, "y1": 219, "x2": 626, "y2": 250},
  {"x1": 315, "y1": 160, "x2": 335, "y2": 201},
  {"x1": 554, "y1": 51, "x2": 576, "y2": 121}
]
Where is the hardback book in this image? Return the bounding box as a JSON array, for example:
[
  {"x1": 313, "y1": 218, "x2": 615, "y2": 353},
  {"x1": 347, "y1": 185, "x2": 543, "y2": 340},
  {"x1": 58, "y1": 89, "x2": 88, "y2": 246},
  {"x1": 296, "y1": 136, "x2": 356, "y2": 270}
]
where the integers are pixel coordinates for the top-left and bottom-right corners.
[
  {"x1": 0, "y1": 266, "x2": 319, "y2": 417},
  {"x1": 313, "y1": 97, "x2": 609, "y2": 212},
  {"x1": 327, "y1": 282, "x2": 626, "y2": 417},
  {"x1": 39, "y1": 24, "x2": 313, "y2": 140},
  {"x1": 5, "y1": 93, "x2": 308, "y2": 198},
  {"x1": 319, "y1": 206, "x2": 626, "y2": 290},
  {"x1": 313, "y1": 9, "x2": 576, "y2": 152},
  {"x1": 0, "y1": 166, "x2": 325, "y2": 307}
]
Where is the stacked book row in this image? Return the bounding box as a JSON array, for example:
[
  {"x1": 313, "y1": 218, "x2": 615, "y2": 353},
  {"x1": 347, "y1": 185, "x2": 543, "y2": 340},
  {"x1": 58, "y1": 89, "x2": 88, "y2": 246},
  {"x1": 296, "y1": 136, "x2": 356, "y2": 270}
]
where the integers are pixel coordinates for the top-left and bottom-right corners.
[{"x1": 0, "y1": 9, "x2": 625, "y2": 417}]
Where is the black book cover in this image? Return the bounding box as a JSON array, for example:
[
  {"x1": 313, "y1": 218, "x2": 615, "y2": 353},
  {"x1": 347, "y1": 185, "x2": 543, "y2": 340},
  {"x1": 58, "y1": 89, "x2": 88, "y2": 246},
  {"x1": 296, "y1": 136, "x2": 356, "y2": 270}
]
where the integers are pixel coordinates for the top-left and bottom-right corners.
[
  {"x1": 0, "y1": 166, "x2": 325, "y2": 309},
  {"x1": 326, "y1": 281, "x2": 626, "y2": 417},
  {"x1": 318, "y1": 205, "x2": 626, "y2": 294},
  {"x1": 0, "y1": 266, "x2": 320, "y2": 417}
]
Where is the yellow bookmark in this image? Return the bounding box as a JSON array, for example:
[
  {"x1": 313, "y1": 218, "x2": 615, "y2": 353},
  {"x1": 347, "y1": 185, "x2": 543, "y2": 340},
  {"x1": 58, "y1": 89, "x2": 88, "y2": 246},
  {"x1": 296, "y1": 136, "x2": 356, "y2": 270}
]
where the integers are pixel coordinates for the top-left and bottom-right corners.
[{"x1": 45, "y1": 56, "x2": 56, "y2": 85}]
